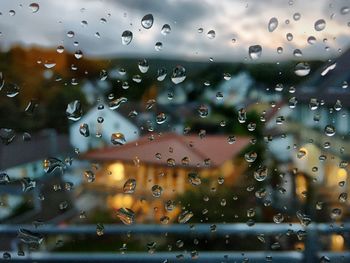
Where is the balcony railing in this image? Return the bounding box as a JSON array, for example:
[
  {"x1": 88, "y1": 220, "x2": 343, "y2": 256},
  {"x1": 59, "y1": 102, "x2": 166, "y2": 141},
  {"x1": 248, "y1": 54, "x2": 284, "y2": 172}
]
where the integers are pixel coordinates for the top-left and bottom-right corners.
[{"x1": 1, "y1": 223, "x2": 349, "y2": 262}]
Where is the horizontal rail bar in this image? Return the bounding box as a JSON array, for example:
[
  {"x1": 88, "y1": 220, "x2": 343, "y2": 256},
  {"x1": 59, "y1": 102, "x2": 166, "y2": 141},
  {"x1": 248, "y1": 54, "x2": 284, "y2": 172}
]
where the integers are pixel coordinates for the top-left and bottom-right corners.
[
  {"x1": 0, "y1": 251, "x2": 304, "y2": 263},
  {"x1": 0, "y1": 223, "x2": 348, "y2": 235}
]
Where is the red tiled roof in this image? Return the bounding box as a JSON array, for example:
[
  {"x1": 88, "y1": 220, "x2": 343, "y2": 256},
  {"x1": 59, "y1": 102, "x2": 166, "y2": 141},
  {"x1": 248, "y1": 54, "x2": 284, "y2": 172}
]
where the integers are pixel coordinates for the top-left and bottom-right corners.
[{"x1": 82, "y1": 133, "x2": 250, "y2": 168}]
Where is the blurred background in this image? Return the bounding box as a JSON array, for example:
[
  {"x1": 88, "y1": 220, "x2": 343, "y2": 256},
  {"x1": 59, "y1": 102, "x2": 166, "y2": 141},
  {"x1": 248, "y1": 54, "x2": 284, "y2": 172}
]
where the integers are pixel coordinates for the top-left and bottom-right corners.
[{"x1": 0, "y1": 0, "x2": 350, "y2": 262}]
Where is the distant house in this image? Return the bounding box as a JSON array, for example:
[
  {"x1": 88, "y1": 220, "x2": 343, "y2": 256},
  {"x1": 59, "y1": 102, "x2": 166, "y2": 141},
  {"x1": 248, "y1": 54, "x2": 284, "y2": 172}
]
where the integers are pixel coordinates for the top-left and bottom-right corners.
[
  {"x1": 268, "y1": 49, "x2": 350, "y2": 218},
  {"x1": 82, "y1": 133, "x2": 250, "y2": 222},
  {"x1": 69, "y1": 103, "x2": 139, "y2": 153},
  {"x1": 0, "y1": 129, "x2": 74, "y2": 223}
]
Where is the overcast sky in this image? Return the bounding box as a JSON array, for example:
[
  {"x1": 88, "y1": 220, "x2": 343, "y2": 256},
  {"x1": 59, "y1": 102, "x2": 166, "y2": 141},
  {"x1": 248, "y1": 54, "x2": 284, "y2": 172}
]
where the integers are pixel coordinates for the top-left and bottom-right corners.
[{"x1": 0, "y1": 0, "x2": 349, "y2": 62}]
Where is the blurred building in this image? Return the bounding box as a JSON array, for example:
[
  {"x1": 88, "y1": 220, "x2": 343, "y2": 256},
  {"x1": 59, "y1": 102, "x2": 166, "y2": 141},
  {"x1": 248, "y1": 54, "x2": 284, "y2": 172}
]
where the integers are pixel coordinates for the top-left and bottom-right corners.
[{"x1": 81, "y1": 133, "x2": 250, "y2": 222}]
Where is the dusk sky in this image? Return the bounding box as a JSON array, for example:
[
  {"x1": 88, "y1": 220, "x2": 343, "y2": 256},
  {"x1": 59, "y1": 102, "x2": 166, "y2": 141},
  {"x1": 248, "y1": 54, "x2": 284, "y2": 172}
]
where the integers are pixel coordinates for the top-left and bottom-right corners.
[{"x1": 0, "y1": 0, "x2": 349, "y2": 61}]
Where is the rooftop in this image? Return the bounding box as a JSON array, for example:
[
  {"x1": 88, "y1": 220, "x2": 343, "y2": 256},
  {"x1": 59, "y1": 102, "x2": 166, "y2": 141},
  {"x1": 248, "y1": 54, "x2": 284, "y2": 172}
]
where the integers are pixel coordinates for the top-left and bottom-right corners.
[{"x1": 82, "y1": 133, "x2": 250, "y2": 168}]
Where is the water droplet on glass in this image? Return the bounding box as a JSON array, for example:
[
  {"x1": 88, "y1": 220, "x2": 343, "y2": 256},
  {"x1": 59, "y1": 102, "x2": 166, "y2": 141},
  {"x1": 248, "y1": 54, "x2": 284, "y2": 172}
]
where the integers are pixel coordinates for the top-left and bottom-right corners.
[
  {"x1": 341, "y1": 7, "x2": 350, "y2": 15},
  {"x1": 155, "y1": 42, "x2": 163, "y2": 51},
  {"x1": 74, "y1": 50, "x2": 83, "y2": 59},
  {"x1": 151, "y1": 185, "x2": 163, "y2": 197},
  {"x1": 198, "y1": 105, "x2": 209, "y2": 118},
  {"x1": 156, "y1": 113, "x2": 167, "y2": 124},
  {"x1": 320, "y1": 62, "x2": 336, "y2": 76},
  {"x1": 79, "y1": 123, "x2": 90, "y2": 137},
  {"x1": 66, "y1": 100, "x2": 82, "y2": 121},
  {"x1": 245, "y1": 151, "x2": 257, "y2": 163},
  {"x1": 111, "y1": 132, "x2": 126, "y2": 146},
  {"x1": 123, "y1": 179, "x2": 136, "y2": 194},
  {"x1": 29, "y1": 3, "x2": 39, "y2": 13},
  {"x1": 293, "y1": 13, "x2": 301, "y2": 21},
  {"x1": 43, "y1": 157, "x2": 66, "y2": 173},
  {"x1": 207, "y1": 30, "x2": 216, "y2": 39},
  {"x1": 324, "y1": 125, "x2": 336, "y2": 137},
  {"x1": 0, "y1": 128, "x2": 15, "y2": 145},
  {"x1": 286, "y1": 33, "x2": 293, "y2": 41},
  {"x1": 138, "y1": 59, "x2": 149, "y2": 73},
  {"x1": 161, "y1": 24, "x2": 171, "y2": 35},
  {"x1": 121, "y1": 30, "x2": 133, "y2": 45},
  {"x1": 294, "y1": 62, "x2": 311, "y2": 77},
  {"x1": 18, "y1": 229, "x2": 43, "y2": 245},
  {"x1": 171, "y1": 65, "x2": 186, "y2": 84},
  {"x1": 188, "y1": 172, "x2": 201, "y2": 186},
  {"x1": 109, "y1": 97, "x2": 127, "y2": 110},
  {"x1": 44, "y1": 61, "x2": 56, "y2": 69},
  {"x1": 254, "y1": 166, "x2": 268, "y2": 182},
  {"x1": 307, "y1": 36, "x2": 316, "y2": 45},
  {"x1": 268, "y1": 17, "x2": 278, "y2": 32},
  {"x1": 141, "y1": 14, "x2": 154, "y2": 29},
  {"x1": 248, "y1": 45, "x2": 262, "y2": 60},
  {"x1": 0, "y1": 172, "x2": 10, "y2": 184},
  {"x1": 67, "y1": 31, "x2": 75, "y2": 38},
  {"x1": 273, "y1": 213, "x2": 284, "y2": 223},
  {"x1": 116, "y1": 208, "x2": 135, "y2": 225},
  {"x1": 157, "y1": 68, "x2": 167, "y2": 81},
  {"x1": 83, "y1": 170, "x2": 95, "y2": 183},
  {"x1": 178, "y1": 210, "x2": 193, "y2": 223},
  {"x1": 314, "y1": 19, "x2": 326, "y2": 31}
]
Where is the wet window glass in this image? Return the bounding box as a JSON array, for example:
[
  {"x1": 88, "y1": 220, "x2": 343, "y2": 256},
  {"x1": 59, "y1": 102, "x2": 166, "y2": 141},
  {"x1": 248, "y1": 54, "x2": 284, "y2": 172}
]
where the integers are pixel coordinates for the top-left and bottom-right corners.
[{"x1": 0, "y1": 0, "x2": 349, "y2": 262}]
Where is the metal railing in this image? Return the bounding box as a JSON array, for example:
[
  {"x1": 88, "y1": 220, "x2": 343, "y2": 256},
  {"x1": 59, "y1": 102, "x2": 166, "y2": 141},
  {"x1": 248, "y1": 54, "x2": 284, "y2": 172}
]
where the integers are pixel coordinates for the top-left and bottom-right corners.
[{"x1": 0, "y1": 223, "x2": 349, "y2": 262}]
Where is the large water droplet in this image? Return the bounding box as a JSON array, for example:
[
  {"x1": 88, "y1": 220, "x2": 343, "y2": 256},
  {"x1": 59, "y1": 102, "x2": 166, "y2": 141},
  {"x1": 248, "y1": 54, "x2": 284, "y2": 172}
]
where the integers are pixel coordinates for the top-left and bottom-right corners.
[
  {"x1": 207, "y1": 30, "x2": 216, "y2": 39},
  {"x1": 116, "y1": 208, "x2": 135, "y2": 225},
  {"x1": 109, "y1": 97, "x2": 127, "y2": 110},
  {"x1": 161, "y1": 24, "x2": 171, "y2": 35},
  {"x1": 151, "y1": 185, "x2": 163, "y2": 197},
  {"x1": 156, "y1": 68, "x2": 167, "y2": 81},
  {"x1": 123, "y1": 179, "x2": 136, "y2": 194},
  {"x1": 138, "y1": 59, "x2": 149, "y2": 73},
  {"x1": 294, "y1": 62, "x2": 311, "y2": 77},
  {"x1": 248, "y1": 45, "x2": 262, "y2": 60},
  {"x1": 324, "y1": 125, "x2": 336, "y2": 137},
  {"x1": 268, "y1": 17, "x2": 278, "y2": 32},
  {"x1": 254, "y1": 166, "x2": 268, "y2": 182},
  {"x1": 178, "y1": 210, "x2": 193, "y2": 223},
  {"x1": 171, "y1": 65, "x2": 186, "y2": 84},
  {"x1": 111, "y1": 132, "x2": 126, "y2": 146},
  {"x1": 79, "y1": 123, "x2": 90, "y2": 137},
  {"x1": 43, "y1": 157, "x2": 66, "y2": 173},
  {"x1": 18, "y1": 229, "x2": 43, "y2": 245},
  {"x1": 0, "y1": 128, "x2": 15, "y2": 145},
  {"x1": 314, "y1": 19, "x2": 326, "y2": 31},
  {"x1": 29, "y1": 3, "x2": 39, "y2": 13},
  {"x1": 66, "y1": 100, "x2": 82, "y2": 121},
  {"x1": 320, "y1": 62, "x2": 336, "y2": 76},
  {"x1": 121, "y1": 30, "x2": 133, "y2": 45},
  {"x1": 188, "y1": 172, "x2": 201, "y2": 186},
  {"x1": 141, "y1": 14, "x2": 154, "y2": 29}
]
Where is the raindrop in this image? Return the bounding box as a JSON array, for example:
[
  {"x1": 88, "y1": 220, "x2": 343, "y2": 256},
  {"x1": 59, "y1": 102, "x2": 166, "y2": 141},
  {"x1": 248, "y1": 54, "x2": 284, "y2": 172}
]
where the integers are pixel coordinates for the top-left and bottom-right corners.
[
  {"x1": 74, "y1": 50, "x2": 83, "y2": 59},
  {"x1": 157, "y1": 68, "x2": 167, "y2": 81},
  {"x1": 273, "y1": 213, "x2": 284, "y2": 223},
  {"x1": 138, "y1": 59, "x2": 149, "y2": 73},
  {"x1": 207, "y1": 30, "x2": 216, "y2": 39},
  {"x1": 314, "y1": 19, "x2": 326, "y2": 31},
  {"x1": 156, "y1": 113, "x2": 167, "y2": 124},
  {"x1": 121, "y1": 30, "x2": 133, "y2": 45},
  {"x1": 178, "y1": 210, "x2": 193, "y2": 223},
  {"x1": 248, "y1": 45, "x2": 262, "y2": 60},
  {"x1": 18, "y1": 229, "x2": 43, "y2": 245},
  {"x1": 245, "y1": 151, "x2": 257, "y2": 163},
  {"x1": 198, "y1": 105, "x2": 209, "y2": 118},
  {"x1": 109, "y1": 97, "x2": 127, "y2": 110},
  {"x1": 151, "y1": 185, "x2": 163, "y2": 197},
  {"x1": 84, "y1": 170, "x2": 95, "y2": 183},
  {"x1": 9, "y1": 10, "x2": 15, "y2": 16},
  {"x1": 66, "y1": 100, "x2": 82, "y2": 121},
  {"x1": 155, "y1": 42, "x2": 163, "y2": 51},
  {"x1": 116, "y1": 208, "x2": 135, "y2": 225},
  {"x1": 171, "y1": 65, "x2": 186, "y2": 84},
  {"x1": 254, "y1": 166, "x2": 268, "y2": 182},
  {"x1": 294, "y1": 62, "x2": 311, "y2": 77},
  {"x1": 79, "y1": 123, "x2": 90, "y2": 137},
  {"x1": 320, "y1": 62, "x2": 336, "y2": 76},
  {"x1": 307, "y1": 36, "x2": 316, "y2": 45},
  {"x1": 29, "y1": 3, "x2": 39, "y2": 13},
  {"x1": 188, "y1": 172, "x2": 201, "y2": 186},
  {"x1": 141, "y1": 14, "x2": 154, "y2": 29},
  {"x1": 286, "y1": 33, "x2": 293, "y2": 41},
  {"x1": 44, "y1": 61, "x2": 56, "y2": 69},
  {"x1": 43, "y1": 157, "x2": 66, "y2": 173},
  {"x1": 293, "y1": 13, "x2": 301, "y2": 21},
  {"x1": 341, "y1": 7, "x2": 350, "y2": 15},
  {"x1": 56, "y1": 45, "x2": 64, "y2": 53},
  {"x1": 0, "y1": 172, "x2": 10, "y2": 184},
  {"x1": 324, "y1": 125, "x2": 336, "y2": 137},
  {"x1": 111, "y1": 132, "x2": 126, "y2": 146},
  {"x1": 123, "y1": 179, "x2": 136, "y2": 194},
  {"x1": 161, "y1": 24, "x2": 171, "y2": 35},
  {"x1": 268, "y1": 17, "x2": 278, "y2": 32},
  {"x1": 67, "y1": 31, "x2": 75, "y2": 38}
]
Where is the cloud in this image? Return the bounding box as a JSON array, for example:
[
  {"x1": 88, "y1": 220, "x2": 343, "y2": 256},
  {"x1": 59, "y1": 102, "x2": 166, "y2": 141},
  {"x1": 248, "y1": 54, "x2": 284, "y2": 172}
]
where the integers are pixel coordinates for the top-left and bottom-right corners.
[{"x1": 0, "y1": 0, "x2": 348, "y2": 61}]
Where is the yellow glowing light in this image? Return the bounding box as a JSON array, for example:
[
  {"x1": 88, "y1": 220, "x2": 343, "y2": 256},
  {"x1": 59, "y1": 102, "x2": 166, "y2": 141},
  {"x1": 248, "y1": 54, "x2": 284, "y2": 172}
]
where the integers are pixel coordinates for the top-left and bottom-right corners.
[
  {"x1": 337, "y1": 168, "x2": 347, "y2": 180},
  {"x1": 108, "y1": 162, "x2": 125, "y2": 181},
  {"x1": 296, "y1": 174, "x2": 307, "y2": 200},
  {"x1": 108, "y1": 194, "x2": 133, "y2": 209},
  {"x1": 331, "y1": 234, "x2": 344, "y2": 251}
]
